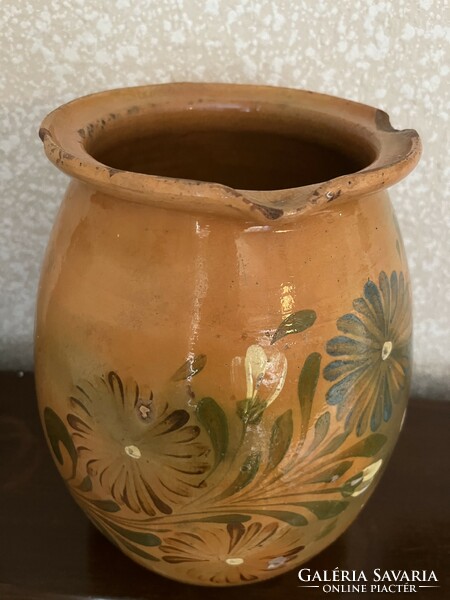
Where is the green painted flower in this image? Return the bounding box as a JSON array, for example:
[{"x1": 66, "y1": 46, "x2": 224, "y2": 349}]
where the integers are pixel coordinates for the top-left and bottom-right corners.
[
  {"x1": 67, "y1": 372, "x2": 211, "y2": 516},
  {"x1": 324, "y1": 271, "x2": 411, "y2": 435}
]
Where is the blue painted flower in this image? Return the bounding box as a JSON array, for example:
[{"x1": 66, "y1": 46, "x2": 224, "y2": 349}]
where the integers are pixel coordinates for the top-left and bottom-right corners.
[{"x1": 324, "y1": 271, "x2": 412, "y2": 435}]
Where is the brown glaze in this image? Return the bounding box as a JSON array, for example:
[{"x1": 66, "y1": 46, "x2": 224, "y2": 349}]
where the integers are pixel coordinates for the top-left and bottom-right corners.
[{"x1": 36, "y1": 83, "x2": 421, "y2": 586}]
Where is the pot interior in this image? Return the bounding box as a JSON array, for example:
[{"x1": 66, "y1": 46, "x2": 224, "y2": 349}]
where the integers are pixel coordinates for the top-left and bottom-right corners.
[{"x1": 90, "y1": 109, "x2": 375, "y2": 191}]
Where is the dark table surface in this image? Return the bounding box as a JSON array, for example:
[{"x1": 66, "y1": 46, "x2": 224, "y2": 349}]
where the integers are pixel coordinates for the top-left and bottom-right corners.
[{"x1": 0, "y1": 372, "x2": 448, "y2": 599}]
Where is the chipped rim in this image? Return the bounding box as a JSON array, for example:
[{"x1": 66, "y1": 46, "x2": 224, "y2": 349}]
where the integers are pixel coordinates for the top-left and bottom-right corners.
[{"x1": 39, "y1": 82, "x2": 421, "y2": 223}]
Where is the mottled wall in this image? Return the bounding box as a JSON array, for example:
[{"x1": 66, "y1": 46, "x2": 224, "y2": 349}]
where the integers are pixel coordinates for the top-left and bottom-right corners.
[{"x1": 1, "y1": 0, "x2": 449, "y2": 398}]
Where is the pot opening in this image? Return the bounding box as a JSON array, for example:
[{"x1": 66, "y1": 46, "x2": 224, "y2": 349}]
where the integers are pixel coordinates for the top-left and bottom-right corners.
[
  {"x1": 40, "y1": 83, "x2": 421, "y2": 220},
  {"x1": 89, "y1": 109, "x2": 376, "y2": 191}
]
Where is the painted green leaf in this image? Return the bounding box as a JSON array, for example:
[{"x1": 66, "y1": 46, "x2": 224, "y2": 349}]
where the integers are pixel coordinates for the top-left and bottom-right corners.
[
  {"x1": 306, "y1": 461, "x2": 353, "y2": 484},
  {"x1": 316, "y1": 431, "x2": 350, "y2": 459},
  {"x1": 108, "y1": 522, "x2": 161, "y2": 547},
  {"x1": 315, "y1": 519, "x2": 338, "y2": 541},
  {"x1": 217, "y1": 452, "x2": 261, "y2": 499},
  {"x1": 43, "y1": 407, "x2": 78, "y2": 478},
  {"x1": 78, "y1": 475, "x2": 93, "y2": 492},
  {"x1": 171, "y1": 354, "x2": 207, "y2": 381},
  {"x1": 196, "y1": 397, "x2": 228, "y2": 470},
  {"x1": 335, "y1": 433, "x2": 387, "y2": 460},
  {"x1": 237, "y1": 398, "x2": 267, "y2": 426},
  {"x1": 89, "y1": 499, "x2": 121, "y2": 512},
  {"x1": 95, "y1": 521, "x2": 159, "y2": 561},
  {"x1": 298, "y1": 352, "x2": 321, "y2": 439},
  {"x1": 251, "y1": 509, "x2": 308, "y2": 526},
  {"x1": 197, "y1": 514, "x2": 251, "y2": 524},
  {"x1": 307, "y1": 412, "x2": 331, "y2": 455},
  {"x1": 266, "y1": 410, "x2": 293, "y2": 472},
  {"x1": 120, "y1": 538, "x2": 160, "y2": 561},
  {"x1": 341, "y1": 473, "x2": 364, "y2": 497},
  {"x1": 294, "y1": 500, "x2": 349, "y2": 519},
  {"x1": 271, "y1": 309, "x2": 317, "y2": 345}
]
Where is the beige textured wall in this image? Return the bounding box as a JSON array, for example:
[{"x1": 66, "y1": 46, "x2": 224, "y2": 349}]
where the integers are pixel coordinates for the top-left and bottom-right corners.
[{"x1": 0, "y1": 0, "x2": 449, "y2": 398}]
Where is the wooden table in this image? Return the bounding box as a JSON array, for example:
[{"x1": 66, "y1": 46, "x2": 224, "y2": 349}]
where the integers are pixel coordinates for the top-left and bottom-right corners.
[{"x1": 0, "y1": 372, "x2": 448, "y2": 599}]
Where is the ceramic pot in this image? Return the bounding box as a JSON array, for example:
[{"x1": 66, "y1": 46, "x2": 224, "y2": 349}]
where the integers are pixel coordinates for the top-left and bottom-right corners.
[{"x1": 36, "y1": 83, "x2": 421, "y2": 586}]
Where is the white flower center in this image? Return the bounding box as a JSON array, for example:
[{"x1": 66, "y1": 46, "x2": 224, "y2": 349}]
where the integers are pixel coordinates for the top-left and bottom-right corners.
[
  {"x1": 381, "y1": 341, "x2": 393, "y2": 360},
  {"x1": 225, "y1": 557, "x2": 244, "y2": 565},
  {"x1": 125, "y1": 444, "x2": 141, "y2": 459},
  {"x1": 139, "y1": 405, "x2": 151, "y2": 419}
]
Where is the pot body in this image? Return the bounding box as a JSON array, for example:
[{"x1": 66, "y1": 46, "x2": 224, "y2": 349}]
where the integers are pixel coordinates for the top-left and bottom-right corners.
[{"x1": 35, "y1": 180, "x2": 411, "y2": 585}]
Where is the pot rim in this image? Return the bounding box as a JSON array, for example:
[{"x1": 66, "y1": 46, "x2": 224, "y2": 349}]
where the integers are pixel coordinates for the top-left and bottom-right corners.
[{"x1": 39, "y1": 82, "x2": 421, "y2": 223}]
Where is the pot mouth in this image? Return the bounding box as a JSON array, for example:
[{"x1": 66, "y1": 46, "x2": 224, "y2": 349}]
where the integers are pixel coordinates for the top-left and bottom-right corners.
[{"x1": 39, "y1": 82, "x2": 421, "y2": 223}]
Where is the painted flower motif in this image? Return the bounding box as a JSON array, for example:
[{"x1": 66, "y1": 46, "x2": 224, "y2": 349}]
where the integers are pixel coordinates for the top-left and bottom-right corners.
[
  {"x1": 159, "y1": 521, "x2": 304, "y2": 585},
  {"x1": 67, "y1": 372, "x2": 210, "y2": 516},
  {"x1": 324, "y1": 271, "x2": 412, "y2": 435},
  {"x1": 237, "y1": 345, "x2": 288, "y2": 426}
]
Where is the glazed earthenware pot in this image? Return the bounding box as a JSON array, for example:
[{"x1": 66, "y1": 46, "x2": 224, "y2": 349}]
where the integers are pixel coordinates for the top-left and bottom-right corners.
[{"x1": 36, "y1": 83, "x2": 421, "y2": 586}]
